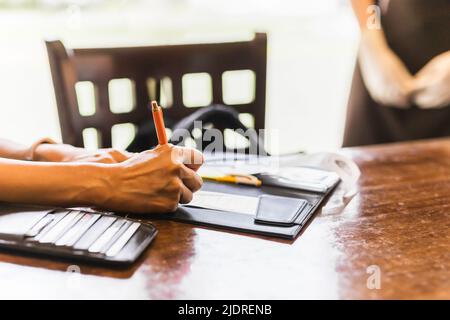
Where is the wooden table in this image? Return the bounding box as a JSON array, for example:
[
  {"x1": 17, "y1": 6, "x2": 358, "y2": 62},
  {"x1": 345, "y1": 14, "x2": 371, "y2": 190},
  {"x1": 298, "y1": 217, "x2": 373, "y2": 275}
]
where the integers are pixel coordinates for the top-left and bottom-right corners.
[{"x1": 1, "y1": 138, "x2": 449, "y2": 299}]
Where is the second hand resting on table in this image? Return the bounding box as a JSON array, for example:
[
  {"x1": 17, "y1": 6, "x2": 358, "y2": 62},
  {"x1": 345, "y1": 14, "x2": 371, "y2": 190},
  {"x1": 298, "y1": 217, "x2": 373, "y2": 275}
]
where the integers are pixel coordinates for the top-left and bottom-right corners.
[{"x1": 0, "y1": 138, "x2": 204, "y2": 214}]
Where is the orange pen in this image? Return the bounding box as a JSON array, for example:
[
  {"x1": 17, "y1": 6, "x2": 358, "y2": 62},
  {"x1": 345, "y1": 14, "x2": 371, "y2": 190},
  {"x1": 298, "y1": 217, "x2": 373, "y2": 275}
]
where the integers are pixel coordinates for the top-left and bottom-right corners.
[{"x1": 151, "y1": 100, "x2": 168, "y2": 145}]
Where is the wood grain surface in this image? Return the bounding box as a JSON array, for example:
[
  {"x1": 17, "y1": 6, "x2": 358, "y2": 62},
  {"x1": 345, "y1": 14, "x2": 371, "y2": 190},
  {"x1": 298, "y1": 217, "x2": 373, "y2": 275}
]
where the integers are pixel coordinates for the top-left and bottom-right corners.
[{"x1": 0, "y1": 138, "x2": 449, "y2": 299}]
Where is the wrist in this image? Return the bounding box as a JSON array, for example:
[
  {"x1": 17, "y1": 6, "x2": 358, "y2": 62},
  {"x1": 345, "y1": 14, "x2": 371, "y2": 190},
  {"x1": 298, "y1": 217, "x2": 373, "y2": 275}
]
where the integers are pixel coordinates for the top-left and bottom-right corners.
[
  {"x1": 34, "y1": 143, "x2": 84, "y2": 162},
  {"x1": 29, "y1": 138, "x2": 59, "y2": 161},
  {"x1": 75, "y1": 163, "x2": 120, "y2": 208}
]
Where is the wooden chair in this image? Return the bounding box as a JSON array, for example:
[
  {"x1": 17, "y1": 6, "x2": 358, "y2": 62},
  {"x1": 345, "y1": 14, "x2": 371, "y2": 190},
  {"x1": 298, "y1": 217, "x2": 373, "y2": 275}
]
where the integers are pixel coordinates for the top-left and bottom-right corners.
[{"x1": 45, "y1": 34, "x2": 267, "y2": 150}]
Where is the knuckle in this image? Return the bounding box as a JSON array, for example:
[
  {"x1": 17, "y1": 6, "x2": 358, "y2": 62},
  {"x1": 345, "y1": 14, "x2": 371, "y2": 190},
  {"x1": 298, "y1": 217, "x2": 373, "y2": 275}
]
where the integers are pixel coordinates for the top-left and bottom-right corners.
[
  {"x1": 169, "y1": 178, "x2": 182, "y2": 191},
  {"x1": 158, "y1": 143, "x2": 174, "y2": 154},
  {"x1": 163, "y1": 195, "x2": 179, "y2": 212},
  {"x1": 170, "y1": 162, "x2": 183, "y2": 174}
]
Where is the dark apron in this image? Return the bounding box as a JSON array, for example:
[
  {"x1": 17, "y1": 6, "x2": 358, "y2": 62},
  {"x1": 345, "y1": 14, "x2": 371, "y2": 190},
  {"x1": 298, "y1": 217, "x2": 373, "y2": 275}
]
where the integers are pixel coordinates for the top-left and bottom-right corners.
[{"x1": 343, "y1": 0, "x2": 450, "y2": 147}]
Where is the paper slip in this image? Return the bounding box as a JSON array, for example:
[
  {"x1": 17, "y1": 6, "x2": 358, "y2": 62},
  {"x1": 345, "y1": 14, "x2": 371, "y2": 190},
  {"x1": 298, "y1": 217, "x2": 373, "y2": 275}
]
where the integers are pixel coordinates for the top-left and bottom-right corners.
[{"x1": 183, "y1": 191, "x2": 260, "y2": 216}]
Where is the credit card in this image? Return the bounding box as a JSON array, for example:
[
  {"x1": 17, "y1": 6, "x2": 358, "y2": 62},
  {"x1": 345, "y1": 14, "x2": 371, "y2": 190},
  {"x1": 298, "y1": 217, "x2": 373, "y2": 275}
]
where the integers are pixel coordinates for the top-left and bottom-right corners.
[
  {"x1": 25, "y1": 214, "x2": 54, "y2": 238},
  {"x1": 39, "y1": 211, "x2": 83, "y2": 244},
  {"x1": 73, "y1": 216, "x2": 117, "y2": 251},
  {"x1": 55, "y1": 213, "x2": 100, "y2": 247},
  {"x1": 100, "y1": 220, "x2": 132, "y2": 254},
  {"x1": 0, "y1": 206, "x2": 53, "y2": 240},
  {"x1": 106, "y1": 222, "x2": 141, "y2": 257},
  {"x1": 32, "y1": 211, "x2": 69, "y2": 242},
  {"x1": 88, "y1": 219, "x2": 126, "y2": 253}
]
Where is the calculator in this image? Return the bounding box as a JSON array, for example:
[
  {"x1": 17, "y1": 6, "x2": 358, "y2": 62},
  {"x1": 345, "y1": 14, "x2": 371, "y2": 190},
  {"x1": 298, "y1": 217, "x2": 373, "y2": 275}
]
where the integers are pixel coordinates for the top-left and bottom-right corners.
[{"x1": 0, "y1": 204, "x2": 158, "y2": 266}]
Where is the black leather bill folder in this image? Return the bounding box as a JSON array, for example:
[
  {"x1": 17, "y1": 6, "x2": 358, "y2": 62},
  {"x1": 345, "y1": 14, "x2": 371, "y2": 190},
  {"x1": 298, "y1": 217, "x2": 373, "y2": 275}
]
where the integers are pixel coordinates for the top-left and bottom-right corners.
[
  {"x1": 0, "y1": 204, "x2": 157, "y2": 266},
  {"x1": 157, "y1": 178, "x2": 339, "y2": 240}
]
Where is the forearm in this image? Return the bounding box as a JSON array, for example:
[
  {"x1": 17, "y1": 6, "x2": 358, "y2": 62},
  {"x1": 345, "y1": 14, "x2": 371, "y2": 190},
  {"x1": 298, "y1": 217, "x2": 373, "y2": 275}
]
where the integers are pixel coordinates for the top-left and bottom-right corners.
[
  {"x1": 0, "y1": 137, "x2": 96, "y2": 163},
  {"x1": 33, "y1": 143, "x2": 83, "y2": 162},
  {"x1": 0, "y1": 139, "x2": 30, "y2": 160},
  {"x1": 351, "y1": 0, "x2": 376, "y2": 28},
  {"x1": 352, "y1": 0, "x2": 388, "y2": 48},
  {"x1": 0, "y1": 158, "x2": 109, "y2": 208},
  {"x1": 352, "y1": 0, "x2": 390, "y2": 60}
]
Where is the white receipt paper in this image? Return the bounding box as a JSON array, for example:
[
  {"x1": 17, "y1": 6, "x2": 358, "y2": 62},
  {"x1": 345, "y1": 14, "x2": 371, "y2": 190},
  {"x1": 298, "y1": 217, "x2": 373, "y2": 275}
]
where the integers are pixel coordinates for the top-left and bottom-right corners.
[{"x1": 183, "y1": 191, "x2": 260, "y2": 216}]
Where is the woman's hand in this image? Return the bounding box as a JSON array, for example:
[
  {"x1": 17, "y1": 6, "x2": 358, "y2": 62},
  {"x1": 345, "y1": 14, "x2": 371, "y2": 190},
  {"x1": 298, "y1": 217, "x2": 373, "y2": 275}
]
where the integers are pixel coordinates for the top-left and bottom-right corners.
[
  {"x1": 413, "y1": 51, "x2": 450, "y2": 109},
  {"x1": 96, "y1": 144, "x2": 204, "y2": 214},
  {"x1": 64, "y1": 148, "x2": 134, "y2": 164},
  {"x1": 34, "y1": 143, "x2": 134, "y2": 164},
  {"x1": 358, "y1": 31, "x2": 415, "y2": 108}
]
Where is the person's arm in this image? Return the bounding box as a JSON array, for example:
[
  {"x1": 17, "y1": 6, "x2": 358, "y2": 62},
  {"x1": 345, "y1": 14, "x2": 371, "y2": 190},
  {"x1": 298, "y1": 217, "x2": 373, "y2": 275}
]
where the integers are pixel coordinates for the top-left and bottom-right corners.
[
  {"x1": 0, "y1": 138, "x2": 31, "y2": 160},
  {"x1": 0, "y1": 144, "x2": 203, "y2": 213},
  {"x1": 33, "y1": 142, "x2": 133, "y2": 163},
  {"x1": 0, "y1": 138, "x2": 132, "y2": 163},
  {"x1": 413, "y1": 50, "x2": 450, "y2": 109},
  {"x1": 351, "y1": 0, "x2": 376, "y2": 28},
  {"x1": 0, "y1": 157, "x2": 105, "y2": 207},
  {"x1": 351, "y1": 0, "x2": 414, "y2": 108}
]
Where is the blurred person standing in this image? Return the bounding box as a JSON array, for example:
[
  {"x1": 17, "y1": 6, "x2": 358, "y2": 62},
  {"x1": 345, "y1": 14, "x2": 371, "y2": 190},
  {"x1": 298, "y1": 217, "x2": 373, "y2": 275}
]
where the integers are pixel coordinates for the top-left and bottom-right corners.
[{"x1": 343, "y1": 0, "x2": 450, "y2": 146}]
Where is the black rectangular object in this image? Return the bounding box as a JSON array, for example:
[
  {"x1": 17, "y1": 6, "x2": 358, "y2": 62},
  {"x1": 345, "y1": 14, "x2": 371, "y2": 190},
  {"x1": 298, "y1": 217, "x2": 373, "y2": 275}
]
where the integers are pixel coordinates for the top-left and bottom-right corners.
[
  {"x1": 153, "y1": 180, "x2": 338, "y2": 239},
  {"x1": 0, "y1": 204, "x2": 157, "y2": 267}
]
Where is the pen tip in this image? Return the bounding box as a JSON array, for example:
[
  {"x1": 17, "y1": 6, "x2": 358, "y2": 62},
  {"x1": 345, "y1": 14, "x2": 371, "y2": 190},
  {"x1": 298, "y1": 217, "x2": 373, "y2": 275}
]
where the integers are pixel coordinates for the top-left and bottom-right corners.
[{"x1": 151, "y1": 100, "x2": 159, "y2": 111}]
